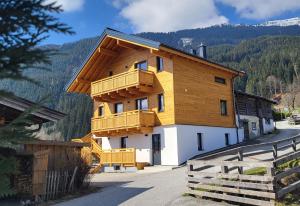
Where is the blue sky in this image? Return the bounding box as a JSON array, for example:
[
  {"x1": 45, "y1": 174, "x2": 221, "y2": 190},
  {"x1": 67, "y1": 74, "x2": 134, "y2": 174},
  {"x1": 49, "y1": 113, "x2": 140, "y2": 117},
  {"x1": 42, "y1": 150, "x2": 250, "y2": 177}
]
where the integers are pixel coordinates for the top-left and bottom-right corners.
[{"x1": 44, "y1": 0, "x2": 300, "y2": 45}]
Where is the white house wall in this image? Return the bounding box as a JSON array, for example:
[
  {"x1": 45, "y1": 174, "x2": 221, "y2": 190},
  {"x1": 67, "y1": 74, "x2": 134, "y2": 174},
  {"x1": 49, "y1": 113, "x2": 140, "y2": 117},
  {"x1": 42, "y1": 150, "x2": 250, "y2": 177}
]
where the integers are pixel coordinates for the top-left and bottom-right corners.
[
  {"x1": 176, "y1": 125, "x2": 240, "y2": 165},
  {"x1": 98, "y1": 125, "x2": 242, "y2": 166},
  {"x1": 239, "y1": 115, "x2": 260, "y2": 138},
  {"x1": 263, "y1": 118, "x2": 275, "y2": 134}
]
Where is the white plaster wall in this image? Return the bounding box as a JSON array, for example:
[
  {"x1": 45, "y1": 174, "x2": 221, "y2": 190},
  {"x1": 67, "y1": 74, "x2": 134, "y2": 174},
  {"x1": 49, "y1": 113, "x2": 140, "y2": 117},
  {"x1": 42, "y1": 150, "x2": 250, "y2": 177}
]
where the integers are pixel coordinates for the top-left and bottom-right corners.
[
  {"x1": 263, "y1": 118, "x2": 275, "y2": 134},
  {"x1": 176, "y1": 125, "x2": 239, "y2": 165},
  {"x1": 239, "y1": 115, "x2": 260, "y2": 138},
  {"x1": 95, "y1": 125, "x2": 179, "y2": 165}
]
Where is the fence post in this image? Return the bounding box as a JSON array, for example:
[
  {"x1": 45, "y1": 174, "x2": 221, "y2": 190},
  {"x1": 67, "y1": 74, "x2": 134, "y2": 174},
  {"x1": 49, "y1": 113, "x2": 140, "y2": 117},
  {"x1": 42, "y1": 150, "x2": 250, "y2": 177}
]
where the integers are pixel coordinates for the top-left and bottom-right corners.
[
  {"x1": 237, "y1": 150, "x2": 243, "y2": 174},
  {"x1": 272, "y1": 144, "x2": 278, "y2": 160},
  {"x1": 292, "y1": 139, "x2": 297, "y2": 152}
]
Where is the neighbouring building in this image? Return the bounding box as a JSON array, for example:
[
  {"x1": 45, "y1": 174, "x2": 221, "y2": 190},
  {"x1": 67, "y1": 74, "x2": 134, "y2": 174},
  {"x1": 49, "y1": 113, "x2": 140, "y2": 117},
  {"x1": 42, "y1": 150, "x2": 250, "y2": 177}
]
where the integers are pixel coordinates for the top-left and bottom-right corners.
[
  {"x1": 66, "y1": 28, "x2": 246, "y2": 166},
  {"x1": 0, "y1": 95, "x2": 65, "y2": 127},
  {"x1": 235, "y1": 91, "x2": 276, "y2": 140}
]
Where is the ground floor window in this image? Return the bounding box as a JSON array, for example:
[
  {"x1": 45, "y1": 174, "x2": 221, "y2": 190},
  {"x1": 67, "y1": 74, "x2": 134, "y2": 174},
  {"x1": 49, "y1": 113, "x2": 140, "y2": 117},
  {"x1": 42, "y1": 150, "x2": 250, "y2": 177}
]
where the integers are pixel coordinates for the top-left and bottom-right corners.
[
  {"x1": 225, "y1": 133, "x2": 230, "y2": 146},
  {"x1": 252, "y1": 122, "x2": 257, "y2": 130},
  {"x1": 197, "y1": 133, "x2": 203, "y2": 151},
  {"x1": 120, "y1": 136, "x2": 128, "y2": 148}
]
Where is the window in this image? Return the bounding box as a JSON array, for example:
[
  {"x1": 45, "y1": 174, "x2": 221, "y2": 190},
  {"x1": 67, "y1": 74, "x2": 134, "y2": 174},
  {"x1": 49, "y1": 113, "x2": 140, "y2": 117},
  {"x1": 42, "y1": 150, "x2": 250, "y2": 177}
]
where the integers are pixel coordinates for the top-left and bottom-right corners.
[
  {"x1": 109, "y1": 71, "x2": 113, "y2": 76},
  {"x1": 158, "y1": 94, "x2": 164, "y2": 112},
  {"x1": 114, "y1": 103, "x2": 123, "y2": 113},
  {"x1": 225, "y1": 133, "x2": 230, "y2": 146},
  {"x1": 136, "y1": 98, "x2": 148, "y2": 110},
  {"x1": 266, "y1": 119, "x2": 271, "y2": 125},
  {"x1": 121, "y1": 137, "x2": 128, "y2": 148},
  {"x1": 197, "y1": 133, "x2": 203, "y2": 151},
  {"x1": 98, "y1": 106, "x2": 104, "y2": 117},
  {"x1": 156, "y1": 56, "x2": 164, "y2": 72},
  {"x1": 135, "y1": 60, "x2": 147, "y2": 71},
  {"x1": 252, "y1": 122, "x2": 257, "y2": 130},
  {"x1": 215, "y1": 76, "x2": 226, "y2": 84},
  {"x1": 220, "y1": 100, "x2": 228, "y2": 116}
]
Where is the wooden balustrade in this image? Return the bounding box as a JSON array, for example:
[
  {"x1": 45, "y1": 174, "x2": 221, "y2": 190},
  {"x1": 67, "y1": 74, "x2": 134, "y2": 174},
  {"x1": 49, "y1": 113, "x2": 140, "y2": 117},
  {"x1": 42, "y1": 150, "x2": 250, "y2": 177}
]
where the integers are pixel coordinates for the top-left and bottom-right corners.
[
  {"x1": 91, "y1": 110, "x2": 155, "y2": 136},
  {"x1": 100, "y1": 148, "x2": 136, "y2": 167},
  {"x1": 91, "y1": 69, "x2": 154, "y2": 102}
]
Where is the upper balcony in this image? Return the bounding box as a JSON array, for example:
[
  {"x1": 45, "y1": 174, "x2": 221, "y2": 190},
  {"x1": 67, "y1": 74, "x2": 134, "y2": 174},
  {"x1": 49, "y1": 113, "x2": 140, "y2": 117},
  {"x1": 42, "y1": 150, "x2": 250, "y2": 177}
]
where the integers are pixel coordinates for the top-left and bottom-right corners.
[
  {"x1": 91, "y1": 70, "x2": 154, "y2": 102},
  {"x1": 91, "y1": 110, "x2": 155, "y2": 136}
]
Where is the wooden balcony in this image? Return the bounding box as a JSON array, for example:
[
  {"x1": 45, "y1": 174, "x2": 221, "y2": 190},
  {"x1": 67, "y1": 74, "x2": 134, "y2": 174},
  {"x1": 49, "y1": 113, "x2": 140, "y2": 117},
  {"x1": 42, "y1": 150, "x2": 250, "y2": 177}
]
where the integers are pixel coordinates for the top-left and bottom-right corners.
[
  {"x1": 100, "y1": 148, "x2": 136, "y2": 167},
  {"x1": 91, "y1": 110, "x2": 155, "y2": 136},
  {"x1": 91, "y1": 70, "x2": 154, "y2": 102}
]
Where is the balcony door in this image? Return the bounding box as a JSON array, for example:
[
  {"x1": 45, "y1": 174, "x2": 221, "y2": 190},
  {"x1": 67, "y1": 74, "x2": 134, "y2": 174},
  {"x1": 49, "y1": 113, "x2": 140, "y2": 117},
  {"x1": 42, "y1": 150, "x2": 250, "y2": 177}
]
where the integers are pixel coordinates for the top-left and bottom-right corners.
[
  {"x1": 114, "y1": 102, "x2": 123, "y2": 114},
  {"x1": 136, "y1": 98, "x2": 148, "y2": 111},
  {"x1": 152, "y1": 134, "x2": 161, "y2": 165}
]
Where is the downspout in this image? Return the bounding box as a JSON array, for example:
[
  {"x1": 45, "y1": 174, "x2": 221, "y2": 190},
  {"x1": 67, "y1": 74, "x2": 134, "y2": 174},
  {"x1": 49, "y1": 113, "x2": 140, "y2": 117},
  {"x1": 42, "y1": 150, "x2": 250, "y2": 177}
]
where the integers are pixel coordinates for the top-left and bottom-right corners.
[{"x1": 232, "y1": 75, "x2": 240, "y2": 144}]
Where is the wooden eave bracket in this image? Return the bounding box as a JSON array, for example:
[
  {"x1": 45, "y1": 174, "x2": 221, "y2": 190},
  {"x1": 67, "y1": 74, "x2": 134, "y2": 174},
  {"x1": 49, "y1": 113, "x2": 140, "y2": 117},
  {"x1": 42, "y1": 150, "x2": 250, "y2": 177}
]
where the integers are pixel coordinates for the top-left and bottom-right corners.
[{"x1": 98, "y1": 47, "x2": 118, "y2": 57}]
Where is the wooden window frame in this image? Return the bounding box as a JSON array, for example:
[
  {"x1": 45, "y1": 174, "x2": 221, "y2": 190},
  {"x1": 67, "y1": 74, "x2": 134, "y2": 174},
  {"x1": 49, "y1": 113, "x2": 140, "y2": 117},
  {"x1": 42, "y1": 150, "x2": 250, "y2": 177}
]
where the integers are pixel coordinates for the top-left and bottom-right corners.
[
  {"x1": 135, "y1": 97, "x2": 148, "y2": 111},
  {"x1": 114, "y1": 102, "x2": 124, "y2": 114},
  {"x1": 158, "y1": 93, "x2": 164, "y2": 112},
  {"x1": 220, "y1": 100, "x2": 228, "y2": 116},
  {"x1": 156, "y1": 56, "x2": 164, "y2": 72},
  {"x1": 215, "y1": 76, "x2": 226, "y2": 85},
  {"x1": 98, "y1": 106, "x2": 104, "y2": 117},
  {"x1": 134, "y1": 60, "x2": 148, "y2": 71}
]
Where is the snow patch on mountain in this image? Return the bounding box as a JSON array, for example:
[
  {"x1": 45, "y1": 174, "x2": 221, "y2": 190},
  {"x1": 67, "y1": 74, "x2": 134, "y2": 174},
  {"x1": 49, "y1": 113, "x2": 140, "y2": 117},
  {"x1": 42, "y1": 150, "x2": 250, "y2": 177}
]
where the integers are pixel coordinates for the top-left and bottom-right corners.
[{"x1": 260, "y1": 17, "x2": 300, "y2": 27}]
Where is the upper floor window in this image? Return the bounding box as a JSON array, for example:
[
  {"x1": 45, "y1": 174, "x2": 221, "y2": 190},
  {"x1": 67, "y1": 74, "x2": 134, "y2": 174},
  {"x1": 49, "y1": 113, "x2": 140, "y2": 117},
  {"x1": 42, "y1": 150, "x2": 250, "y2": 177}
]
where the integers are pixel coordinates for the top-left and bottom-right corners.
[
  {"x1": 136, "y1": 98, "x2": 148, "y2": 110},
  {"x1": 114, "y1": 102, "x2": 123, "y2": 113},
  {"x1": 158, "y1": 93, "x2": 164, "y2": 112},
  {"x1": 98, "y1": 106, "x2": 104, "y2": 117},
  {"x1": 135, "y1": 60, "x2": 147, "y2": 71},
  {"x1": 215, "y1": 76, "x2": 226, "y2": 84},
  {"x1": 156, "y1": 57, "x2": 164, "y2": 72},
  {"x1": 220, "y1": 100, "x2": 228, "y2": 116}
]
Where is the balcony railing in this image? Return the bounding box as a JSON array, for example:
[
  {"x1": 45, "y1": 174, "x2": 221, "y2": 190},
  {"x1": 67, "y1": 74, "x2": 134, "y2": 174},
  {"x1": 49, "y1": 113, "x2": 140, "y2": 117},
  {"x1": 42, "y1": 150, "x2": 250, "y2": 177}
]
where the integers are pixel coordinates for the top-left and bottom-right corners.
[
  {"x1": 101, "y1": 148, "x2": 136, "y2": 167},
  {"x1": 91, "y1": 110, "x2": 155, "y2": 136},
  {"x1": 91, "y1": 69, "x2": 154, "y2": 102}
]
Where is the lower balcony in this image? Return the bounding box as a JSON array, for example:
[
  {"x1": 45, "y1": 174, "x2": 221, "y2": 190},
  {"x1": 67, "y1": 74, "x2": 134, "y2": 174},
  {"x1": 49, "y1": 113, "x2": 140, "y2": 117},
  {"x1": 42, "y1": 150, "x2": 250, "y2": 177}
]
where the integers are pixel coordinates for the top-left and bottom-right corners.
[{"x1": 91, "y1": 110, "x2": 155, "y2": 136}]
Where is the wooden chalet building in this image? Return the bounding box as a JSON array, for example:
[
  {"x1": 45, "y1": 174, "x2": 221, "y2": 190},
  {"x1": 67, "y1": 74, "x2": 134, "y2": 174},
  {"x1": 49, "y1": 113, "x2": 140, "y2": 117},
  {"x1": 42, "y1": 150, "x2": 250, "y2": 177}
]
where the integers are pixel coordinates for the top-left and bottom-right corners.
[
  {"x1": 66, "y1": 28, "x2": 246, "y2": 166},
  {"x1": 235, "y1": 91, "x2": 276, "y2": 140}
]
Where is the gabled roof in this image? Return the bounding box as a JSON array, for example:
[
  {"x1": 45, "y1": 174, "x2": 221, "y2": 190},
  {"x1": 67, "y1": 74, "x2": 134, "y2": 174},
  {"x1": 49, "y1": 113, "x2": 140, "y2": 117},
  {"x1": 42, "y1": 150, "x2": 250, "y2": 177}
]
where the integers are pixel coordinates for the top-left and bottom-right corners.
[
  {"x1": 235, "y1": 90, "x2": 277, "y2": 104},
  {"x1": 65, "y1": 28, "x2": 244, "y2": 93},
  {"x1": 0, "y1": 95, "x2": 66, "y2": 124}
]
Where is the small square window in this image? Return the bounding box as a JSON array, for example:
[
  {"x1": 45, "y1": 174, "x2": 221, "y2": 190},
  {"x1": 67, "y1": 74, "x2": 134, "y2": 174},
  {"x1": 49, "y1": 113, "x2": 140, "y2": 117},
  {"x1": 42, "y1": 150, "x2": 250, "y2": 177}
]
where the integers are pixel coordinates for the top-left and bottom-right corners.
[
  {"x1": 220, "y1": 100, "x2": 228, "y2": 116},
  {"x1": 135, "y1": 61, "x2": 147, "y2": 71},
  {"x1": 215, "y1": 77, "x2": 226, "y2": 84},
  {"x1": 156, "y1": 57, "x2": 164, "y2": 72}
]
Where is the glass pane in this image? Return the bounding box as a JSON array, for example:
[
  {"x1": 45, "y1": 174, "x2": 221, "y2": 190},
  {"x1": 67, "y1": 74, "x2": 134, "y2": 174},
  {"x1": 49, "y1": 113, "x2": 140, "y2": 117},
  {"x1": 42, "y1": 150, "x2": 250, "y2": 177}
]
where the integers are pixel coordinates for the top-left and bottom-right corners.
[
  {"x1": 115, "y1": 103, "x2": 123, "y2": 113},
  {"x1": 141, "y1": 98, "x2": 148, "y2": 110},
  {"x1": 136, "y1": 61, "x2": 147, "y2": 71}
]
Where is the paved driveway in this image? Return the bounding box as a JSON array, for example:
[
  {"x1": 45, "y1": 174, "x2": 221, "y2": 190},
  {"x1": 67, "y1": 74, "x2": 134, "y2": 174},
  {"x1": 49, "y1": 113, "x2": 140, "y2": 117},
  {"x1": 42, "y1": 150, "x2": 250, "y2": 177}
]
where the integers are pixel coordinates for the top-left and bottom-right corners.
[{"x1": 55, "y1": 121, "x2": 300, "y2": 206}]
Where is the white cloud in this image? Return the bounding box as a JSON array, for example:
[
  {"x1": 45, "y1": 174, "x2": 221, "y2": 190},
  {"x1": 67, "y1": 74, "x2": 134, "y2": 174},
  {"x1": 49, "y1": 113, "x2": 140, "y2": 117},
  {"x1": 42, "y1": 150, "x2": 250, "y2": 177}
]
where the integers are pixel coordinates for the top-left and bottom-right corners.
[
  {"x1": 111, "y1": 0, "x2": 228, "y2": 32},
  {"x1": 218, "y1": 0, "x2": 300, "y2": 19},
  {"x1": 45, "y1": 0, "x2": 84, "y2": 12}
]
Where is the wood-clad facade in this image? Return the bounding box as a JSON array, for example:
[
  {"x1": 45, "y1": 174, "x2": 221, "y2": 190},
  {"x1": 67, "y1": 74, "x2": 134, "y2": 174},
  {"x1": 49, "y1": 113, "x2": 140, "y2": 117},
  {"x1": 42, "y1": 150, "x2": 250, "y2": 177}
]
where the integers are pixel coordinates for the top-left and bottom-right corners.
[{"x1": 66, "y1": 28, "x2": 246, "y2": 166}]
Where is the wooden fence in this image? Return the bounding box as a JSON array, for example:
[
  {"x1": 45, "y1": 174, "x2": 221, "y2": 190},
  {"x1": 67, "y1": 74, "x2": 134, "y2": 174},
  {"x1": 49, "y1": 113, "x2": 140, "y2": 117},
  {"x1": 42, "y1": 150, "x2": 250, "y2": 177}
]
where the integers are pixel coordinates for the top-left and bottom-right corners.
[{"x1": 187, "y1": 134, "x2": 300, "y2": 206}]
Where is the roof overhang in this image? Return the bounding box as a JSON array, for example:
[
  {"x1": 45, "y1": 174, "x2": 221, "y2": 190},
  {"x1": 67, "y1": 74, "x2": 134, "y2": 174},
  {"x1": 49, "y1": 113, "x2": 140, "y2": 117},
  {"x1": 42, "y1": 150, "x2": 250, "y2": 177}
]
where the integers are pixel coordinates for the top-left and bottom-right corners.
[
  {"x1": 0, "y1": 96, "x2": 66, "y2": 123},
  {"x1": 65, "y1": 28, "x2": 245, "y2": 94}
]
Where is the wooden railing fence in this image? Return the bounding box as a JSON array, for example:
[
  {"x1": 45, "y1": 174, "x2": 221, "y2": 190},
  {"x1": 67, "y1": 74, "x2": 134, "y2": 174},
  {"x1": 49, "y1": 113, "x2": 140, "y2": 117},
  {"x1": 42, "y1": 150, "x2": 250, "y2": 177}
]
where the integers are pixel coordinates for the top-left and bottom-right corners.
[{"x1": 187, "y1": 134, "x2": 300, "y2": 206}]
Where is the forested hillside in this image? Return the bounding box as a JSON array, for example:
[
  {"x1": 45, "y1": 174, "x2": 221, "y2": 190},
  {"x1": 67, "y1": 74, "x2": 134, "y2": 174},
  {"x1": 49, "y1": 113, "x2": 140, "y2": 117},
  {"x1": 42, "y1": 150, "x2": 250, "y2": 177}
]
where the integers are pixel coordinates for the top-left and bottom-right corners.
[{"x1": 1, "y1": 25, "x2": 299, "y2": 140}]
